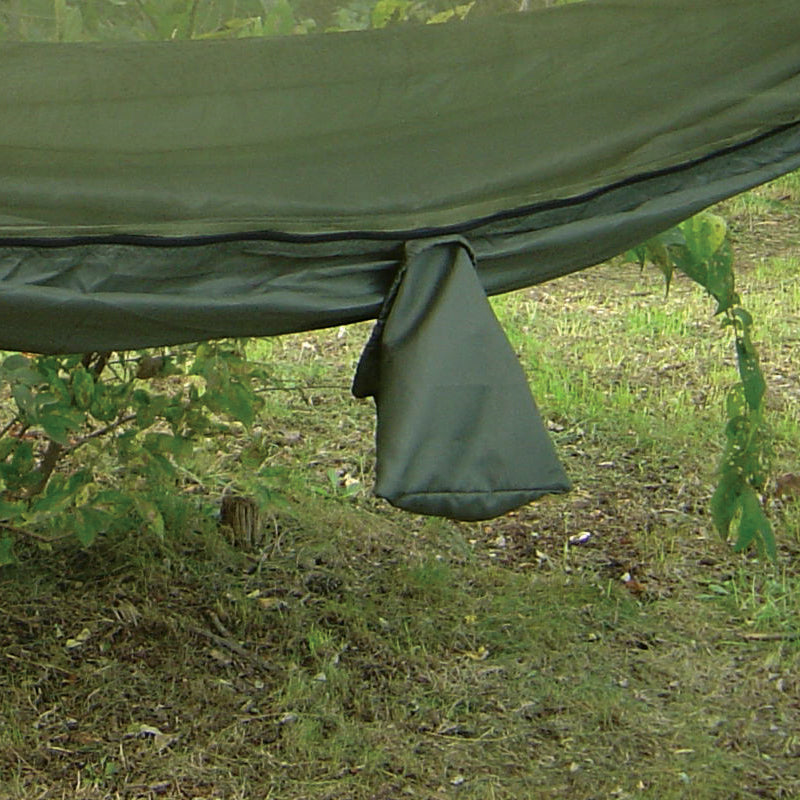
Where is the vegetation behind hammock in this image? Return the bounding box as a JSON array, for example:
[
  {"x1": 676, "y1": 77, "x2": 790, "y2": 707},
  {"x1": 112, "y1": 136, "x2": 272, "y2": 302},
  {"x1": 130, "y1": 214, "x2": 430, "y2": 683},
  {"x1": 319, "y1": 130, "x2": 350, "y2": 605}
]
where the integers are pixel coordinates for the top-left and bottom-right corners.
[{"x1": 0, "y1": 0, "x2": 583, "y2": 41}]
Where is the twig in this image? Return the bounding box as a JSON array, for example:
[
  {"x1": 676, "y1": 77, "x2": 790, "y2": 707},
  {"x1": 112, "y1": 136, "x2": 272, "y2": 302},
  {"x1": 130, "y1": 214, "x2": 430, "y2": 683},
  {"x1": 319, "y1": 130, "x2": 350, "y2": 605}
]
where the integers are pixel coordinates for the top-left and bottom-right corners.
[
  {"x1": 26, "y1": 440, "x2": 64, "y2": 498},
  {"x1": 253, "y1": 383, "x2": 349, "y2": 394},
  {"x1": 0, "y1": 417, "x2": 21, "y2": 439},
  {"x1": 66, "y1": 413, "x2": 137, "y2": 453},
  {"x1": 0, "y1": 605, "x2": 38, "y2": 626},
  {"x1": 740, "y1": 632, "x2": 800, "y2": 642},
  {"x1": 209, "y1": 610, "x2": 233, "y2": 638},
  {"x1": 183, "y1": 618, "x2": 277, "y2": 673},
  {"x1": 0, "y1": 524, "x2": 74, "y2": 543}
]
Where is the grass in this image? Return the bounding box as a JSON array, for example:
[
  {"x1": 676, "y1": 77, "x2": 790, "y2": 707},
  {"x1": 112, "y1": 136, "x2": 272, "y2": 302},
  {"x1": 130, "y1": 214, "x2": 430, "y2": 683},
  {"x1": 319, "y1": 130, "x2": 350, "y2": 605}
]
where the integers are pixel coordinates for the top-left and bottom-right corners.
[{"x1": 1, "y1": 177, "x2": 799, "y2": 799}]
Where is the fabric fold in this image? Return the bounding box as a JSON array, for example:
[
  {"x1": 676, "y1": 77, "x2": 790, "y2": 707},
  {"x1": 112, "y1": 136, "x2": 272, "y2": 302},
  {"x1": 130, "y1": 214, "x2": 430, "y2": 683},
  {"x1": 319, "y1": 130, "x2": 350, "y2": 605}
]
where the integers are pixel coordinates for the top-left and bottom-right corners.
[{"x1": 354, "y1": 237, "x2": 570, "y2": 521}]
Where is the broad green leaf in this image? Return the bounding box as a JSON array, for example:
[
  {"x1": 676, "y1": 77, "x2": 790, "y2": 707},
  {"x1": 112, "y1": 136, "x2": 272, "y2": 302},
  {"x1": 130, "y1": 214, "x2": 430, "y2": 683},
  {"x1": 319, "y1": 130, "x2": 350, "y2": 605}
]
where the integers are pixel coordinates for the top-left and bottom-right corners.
[
  {"x1": 221, "y1": 382, "x2": 257, "y2": 427},
  {"x1": 735, "y1": 336, "x2": 766, "y2": 411},
  {"x1": 734, "y1": 487, "x2": 776, "y2": 561},
  {"x1": 201, "y1": 378, "x2": 257, "y2": 427},
  {"x1": 1, "y1": 354, "x2": 31, "y2": 372},
  {"x1": 39, "y1": 369, "x2": 70, "y2": 403},
  {"x1": 0, "y1": 438, "x2": 16, "y2": 462},
  {"x1": 0, "y1": 355, "x2": 42, "y2": 387},
  {"x1": 31, "y1": 470, "x2": 92, "y2": 515},
  {"x1": 60, "y1": 355, "x2": 84, "y2": 370},
  {"x1": 12, "y1": 385, "x2": 36, "y2": 420},
  {"x1": 30, "y1": 475, "x2": 70, "y2": 515},
  {"x1": 133, "y1": 388, "x2": 159, "y2": 427},
  {"x1": 72, "y1": 367, "x2": 95, "y2": 410},
  {"x1": 10, "y1": 441, "x2": 34, "y2": 476},
  {"x1": 91, "y1": 490, "x2": 134, "y2": 532},
  {"x1": 143, "y1": 433, "x2": 191, "y2": 459},
  {"x1": 710, "y1": 471, "x2": 741, "y2": 540},
  {"x1": 724, "y1": 386, "x2": 747, "y2": 421},
  {"x1": 705, "y1": 242, "x2": 737, "y2": 313},
  {"x1": 93, "y1": 488, "x2": 133, "y2": 511},
  {"x1": 371, "y1": 0, "x2": 410, "y2": 28},
  {"x1": 163, "y1": 400, "x2": 186, "y2": 428},
  {"x1": 39, "y1": 407, "x2": 86, "y2": 445},
  {"x1": 114, "y1": 430, "x2": 138, "y2": 460},
  {"x1": 90, "y1": 383, "x2": 119, "y2": 422},
  {"x1": 133, "y1": 497, "x2": 165, "y2": 538},
  {"x1": 672, "y1": 244, "x2": 708, "y2": 287},
  {"x1": 681, "y1": 212, "x2": 727, "y2": 263},
  {"x1": 644, "y1": 238, "x2": 674, "y2": 293},
  {"x1": 181, "y1": 405, "x2": 212, "y2": 435},
  {"x1": 0, "y1": 536, "x2": 16, "y2": 566},
  {"x1": 142, "y1": 452, "x2": 179, "y2": 481},
  {"x1": 0, "y1": 498, "x2": 25, "y2": 523},
  {"x1": 625, "y1": 245, "x2": 647, "y2": 268},
  {"x1": 73, "y1": 507, "x2": 108, "y2": 547}
]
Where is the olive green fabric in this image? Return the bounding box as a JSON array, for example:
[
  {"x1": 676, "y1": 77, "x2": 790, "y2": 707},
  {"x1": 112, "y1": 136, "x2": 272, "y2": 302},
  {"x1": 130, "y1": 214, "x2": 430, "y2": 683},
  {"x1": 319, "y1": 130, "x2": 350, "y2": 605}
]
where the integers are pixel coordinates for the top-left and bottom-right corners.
[
  {"x1": 1, "y1": 0, "x2": 800, "y2": 519},
  {"x1": 1, "y1": 0, "x2": 799, "y2": 238},
  {"x1": 353, "y1": 238, "x2": 570, "y2": 520}
]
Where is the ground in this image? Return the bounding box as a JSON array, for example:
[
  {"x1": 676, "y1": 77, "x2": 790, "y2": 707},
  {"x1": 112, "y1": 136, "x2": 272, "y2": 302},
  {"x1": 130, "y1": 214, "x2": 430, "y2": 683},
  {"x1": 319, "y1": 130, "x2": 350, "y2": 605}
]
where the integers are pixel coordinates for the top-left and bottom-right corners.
[{"x1": 1, "y1": 174, "x2": 799, "y2": 799}]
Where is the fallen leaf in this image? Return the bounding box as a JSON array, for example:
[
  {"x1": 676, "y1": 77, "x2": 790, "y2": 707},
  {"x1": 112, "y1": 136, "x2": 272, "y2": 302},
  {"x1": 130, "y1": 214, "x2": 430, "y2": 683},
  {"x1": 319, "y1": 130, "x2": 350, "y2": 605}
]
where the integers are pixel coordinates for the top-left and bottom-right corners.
[
  {"x1": 625, "y1": 579, "x2": 647, "y2": 596},
  {"x1": 775, "y1": 472, "x2": 800, "y2": 501},
  {"x1": 465, "y1": 645, "x2": 490, "y2": 661},
  {"x1": 125, "y1": 723, "x2": 163, "y2": 739},
  {"x1": 65, "y1": 628, "x2": 92, "y2": 649},
  {"x1": 154, "y1": 732, "x2": 179, "y2": 752},
  {"x1": 258, "y1": 596, "x2": 288, "y2": 611}
]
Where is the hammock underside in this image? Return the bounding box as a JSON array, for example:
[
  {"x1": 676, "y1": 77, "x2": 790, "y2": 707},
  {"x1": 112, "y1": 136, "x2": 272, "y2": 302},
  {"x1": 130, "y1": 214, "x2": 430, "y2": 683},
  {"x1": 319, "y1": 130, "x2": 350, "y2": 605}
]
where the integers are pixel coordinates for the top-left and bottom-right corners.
[{"x1": 1, "y1": 0, "x2": 799, "y2": 519}]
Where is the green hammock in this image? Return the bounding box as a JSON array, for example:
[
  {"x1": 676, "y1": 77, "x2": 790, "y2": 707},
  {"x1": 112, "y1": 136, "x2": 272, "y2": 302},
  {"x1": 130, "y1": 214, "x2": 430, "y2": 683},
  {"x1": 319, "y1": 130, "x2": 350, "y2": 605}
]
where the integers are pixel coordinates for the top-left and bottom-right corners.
[{"x1": 1, "y1": 0, "x2": 799, "y2": 519}]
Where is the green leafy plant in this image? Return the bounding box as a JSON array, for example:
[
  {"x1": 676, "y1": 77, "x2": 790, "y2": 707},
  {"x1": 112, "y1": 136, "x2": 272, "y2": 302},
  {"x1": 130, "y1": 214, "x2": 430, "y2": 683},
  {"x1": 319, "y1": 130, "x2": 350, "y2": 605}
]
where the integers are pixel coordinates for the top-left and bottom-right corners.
[
  {"x1": 1, "y1": 0, "x2": 468, "y2": 43},
  {"x1": 0, "y1": 343, "x2": 268, "y2": 564},
  {"x1": 628, "y1": 212, "x2": 776, "y2": 560}
]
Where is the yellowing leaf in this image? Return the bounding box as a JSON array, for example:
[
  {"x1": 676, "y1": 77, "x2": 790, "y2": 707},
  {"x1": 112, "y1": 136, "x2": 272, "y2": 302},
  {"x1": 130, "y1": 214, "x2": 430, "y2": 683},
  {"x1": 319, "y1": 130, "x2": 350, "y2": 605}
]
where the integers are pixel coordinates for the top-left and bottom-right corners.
[{"x1": 681, "y1": 212, "x2": 727, "y2": 262}]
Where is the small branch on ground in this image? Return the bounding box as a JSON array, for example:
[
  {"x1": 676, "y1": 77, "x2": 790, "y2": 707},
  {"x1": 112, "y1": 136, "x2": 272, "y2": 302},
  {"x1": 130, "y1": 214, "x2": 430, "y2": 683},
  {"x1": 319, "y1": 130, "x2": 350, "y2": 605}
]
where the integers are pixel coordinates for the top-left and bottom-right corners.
[
  {"x1": 740, "y1": 632, "x2": 800, "y2": 642},
  {"x1": 180, "y1": 615, "x2": 278, "y2": 673}
]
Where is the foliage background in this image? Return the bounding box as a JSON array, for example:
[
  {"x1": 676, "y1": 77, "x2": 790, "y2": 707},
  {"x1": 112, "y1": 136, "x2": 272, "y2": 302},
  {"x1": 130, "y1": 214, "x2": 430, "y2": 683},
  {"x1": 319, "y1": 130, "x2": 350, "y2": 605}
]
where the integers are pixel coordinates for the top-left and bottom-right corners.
[{"x1": 0, "y1": 0, "x2": 582, "y2": 41}]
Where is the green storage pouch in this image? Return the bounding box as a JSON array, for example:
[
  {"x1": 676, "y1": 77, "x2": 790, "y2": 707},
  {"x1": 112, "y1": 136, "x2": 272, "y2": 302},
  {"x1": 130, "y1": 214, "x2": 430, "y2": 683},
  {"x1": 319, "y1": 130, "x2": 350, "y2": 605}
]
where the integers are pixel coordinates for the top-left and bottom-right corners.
[{"x1": 353, "y1": 237, "x2": 570, "y2": 520}]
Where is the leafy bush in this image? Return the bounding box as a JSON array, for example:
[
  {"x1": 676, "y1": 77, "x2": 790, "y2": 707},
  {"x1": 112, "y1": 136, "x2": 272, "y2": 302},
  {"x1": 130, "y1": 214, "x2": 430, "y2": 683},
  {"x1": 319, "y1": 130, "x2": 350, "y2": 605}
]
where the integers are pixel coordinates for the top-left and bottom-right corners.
[
  {"x1": 629, "y1": 212, "x2": 775, "y2": 560},
  {"x1": 0, "y1": 0, "x2": 476, "y2": 42},
  {"x1": 0, "y1": 343, "x2": 268, "y2": 564}
]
